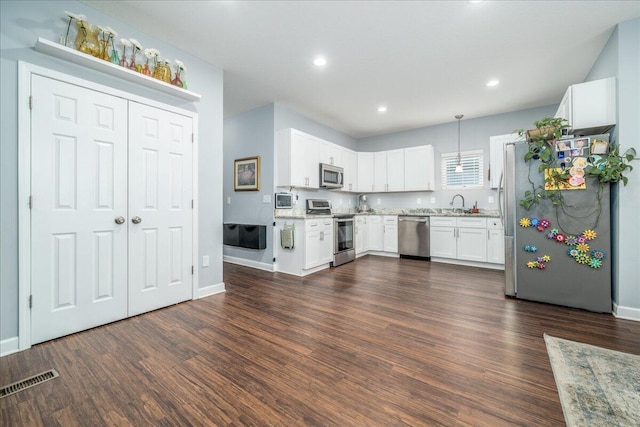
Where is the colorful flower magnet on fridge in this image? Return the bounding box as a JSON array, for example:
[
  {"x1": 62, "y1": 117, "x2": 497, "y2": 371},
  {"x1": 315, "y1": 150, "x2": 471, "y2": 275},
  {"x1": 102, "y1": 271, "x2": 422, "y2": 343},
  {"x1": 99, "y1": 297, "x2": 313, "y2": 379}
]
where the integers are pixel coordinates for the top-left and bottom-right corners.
[
  {"x1": 583, "y1": 229, "x2": 597, "y2": 240},
  {"x1": 527, "y1": 261, "x2": 538, "y2": 269},
  {"x1": 576, "y1": 254, "x2": 590, "y2": 264},
  {"x1": 555, "y1": 233, "x2": 567, "y2": 243},
  {"x1": 524, "y1": 245, "x2": 538, "y2": 252},
  {"x1": 546, "y1": 232, "x2": 556, "y2": 240},
  {"x1": 530, "y1": 218, "x2": 540, "y2": 227},
  {"x1": 565, "y1": 236, "x2": 578, "y2": 246},
  {"x1": 519, "y1": 218, "x2": 531, "y2": 227},
  {"x1": 577, "y1": 235, "x2": 588, "y2": 244},
  {"x1": 591, "y1": 249, "x2": 606, "y2": 260},
  {"x1": 540, "y1": 219, "x2": 551, "y2": 228},
  {"x1": 576, "y1": 243, "x2": 590, "y2": 253},
  {"x1": 568, "y1": 248, "x2": 580, "y2": 258},
  {"x1": 589, "y1": 258, "x2": 603, "y2": 269}
]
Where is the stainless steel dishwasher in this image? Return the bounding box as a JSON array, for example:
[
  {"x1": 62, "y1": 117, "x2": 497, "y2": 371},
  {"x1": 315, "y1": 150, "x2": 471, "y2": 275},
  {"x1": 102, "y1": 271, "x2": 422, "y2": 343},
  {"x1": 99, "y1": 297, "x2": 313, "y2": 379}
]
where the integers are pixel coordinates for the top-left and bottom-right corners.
[{"x1": 398, "y1": 216, "x2": 430, "y2": 259}]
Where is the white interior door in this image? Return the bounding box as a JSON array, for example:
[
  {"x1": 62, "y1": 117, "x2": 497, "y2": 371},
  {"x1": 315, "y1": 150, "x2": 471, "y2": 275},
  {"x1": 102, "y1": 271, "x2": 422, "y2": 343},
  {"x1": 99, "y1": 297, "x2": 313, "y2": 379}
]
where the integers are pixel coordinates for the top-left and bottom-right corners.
[
  {"x1": 127, "y1": 102, "x2": 193, "y2": 316},
  {"x1": 30, "y1": 75, "x2": 128, "y2": 344}
]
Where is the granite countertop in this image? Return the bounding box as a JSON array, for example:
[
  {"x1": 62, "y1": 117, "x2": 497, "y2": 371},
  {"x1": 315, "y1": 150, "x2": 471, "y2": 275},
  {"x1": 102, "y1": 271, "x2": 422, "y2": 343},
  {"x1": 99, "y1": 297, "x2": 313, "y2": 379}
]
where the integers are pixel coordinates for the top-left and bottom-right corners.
[{"x1": 275, "y1": 208, "x2": 500, "y2": 219}]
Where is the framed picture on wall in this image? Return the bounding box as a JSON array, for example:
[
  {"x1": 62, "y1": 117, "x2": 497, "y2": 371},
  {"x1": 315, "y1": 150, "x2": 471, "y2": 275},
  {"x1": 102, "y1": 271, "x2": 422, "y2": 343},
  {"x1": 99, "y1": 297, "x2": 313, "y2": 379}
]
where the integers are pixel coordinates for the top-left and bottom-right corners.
[{"x1": 234, "y1": 156, "x2": 260, "y2": 191}]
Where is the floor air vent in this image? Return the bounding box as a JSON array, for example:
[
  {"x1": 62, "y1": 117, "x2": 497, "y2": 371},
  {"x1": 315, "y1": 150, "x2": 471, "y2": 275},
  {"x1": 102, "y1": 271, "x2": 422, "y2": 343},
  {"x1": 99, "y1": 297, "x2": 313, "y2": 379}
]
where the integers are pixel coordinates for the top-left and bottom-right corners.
[{"x1": 0, "y1": 369, "x2": 59, "y2": 399}]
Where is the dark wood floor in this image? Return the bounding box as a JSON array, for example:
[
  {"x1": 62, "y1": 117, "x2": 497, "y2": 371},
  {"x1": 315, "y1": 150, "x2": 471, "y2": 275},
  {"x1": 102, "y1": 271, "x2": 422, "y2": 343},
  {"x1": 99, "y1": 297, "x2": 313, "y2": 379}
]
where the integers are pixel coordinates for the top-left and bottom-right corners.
[{"x1": 2, "y1": 257, "x2": 640, "y2": 426}]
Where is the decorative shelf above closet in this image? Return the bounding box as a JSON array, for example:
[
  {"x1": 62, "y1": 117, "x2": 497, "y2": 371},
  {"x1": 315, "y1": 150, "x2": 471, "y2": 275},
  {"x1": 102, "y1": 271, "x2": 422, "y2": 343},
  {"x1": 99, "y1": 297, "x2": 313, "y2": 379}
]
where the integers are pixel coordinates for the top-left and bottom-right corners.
[{"x1": 34, "y1": 38, "x2": 202, "y2": 102}]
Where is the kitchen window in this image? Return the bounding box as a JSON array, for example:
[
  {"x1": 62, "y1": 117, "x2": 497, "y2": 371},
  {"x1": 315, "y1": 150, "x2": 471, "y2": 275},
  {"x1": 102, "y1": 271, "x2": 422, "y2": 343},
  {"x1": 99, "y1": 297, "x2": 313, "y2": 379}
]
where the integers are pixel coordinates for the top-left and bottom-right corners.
[{"x1": 441, "y1": 150, "x2": 484, "y2": 189}]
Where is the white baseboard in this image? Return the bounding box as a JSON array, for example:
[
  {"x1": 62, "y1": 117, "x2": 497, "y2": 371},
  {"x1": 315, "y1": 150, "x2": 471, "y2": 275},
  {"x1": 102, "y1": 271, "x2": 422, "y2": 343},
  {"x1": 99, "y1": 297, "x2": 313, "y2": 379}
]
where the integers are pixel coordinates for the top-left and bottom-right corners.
[
  {"x1": 223, "y1": 255, "x2": 275, "y2": 272},
  {"x1": 613, "y1": 302, "x2": 640, "y2": 322},
  {"x1": 1, "y1": 337, "x2": 19, "y2": 357},
  {"x1": 430, "y1": 257, "x2": 505, "y2": 270},
  {"x1": 275, "y1": 263, "x2": 331, "y2": 277},
  {"x1": 196, "y1": 282, "x2": 226, "y2": 299},
  {"x1": 365, "y1": 251, "x2": 400, "y2": 258}
]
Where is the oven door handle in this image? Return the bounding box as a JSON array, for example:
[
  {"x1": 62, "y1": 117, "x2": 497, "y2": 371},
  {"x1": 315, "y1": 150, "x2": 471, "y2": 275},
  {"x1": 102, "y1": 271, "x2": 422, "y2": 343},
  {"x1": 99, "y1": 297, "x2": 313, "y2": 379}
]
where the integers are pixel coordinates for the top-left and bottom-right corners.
[{"x1": 335, "y1": 218, "x2": 354, "y2": 223}]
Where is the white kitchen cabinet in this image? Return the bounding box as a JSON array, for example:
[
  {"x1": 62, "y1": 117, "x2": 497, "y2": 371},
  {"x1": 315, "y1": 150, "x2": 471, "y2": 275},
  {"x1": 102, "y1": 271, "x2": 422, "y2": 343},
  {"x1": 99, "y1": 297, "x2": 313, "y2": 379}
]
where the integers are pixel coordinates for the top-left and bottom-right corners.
[
  {"x1": 343, "y1": 148, "x2": 358, "y2": 192},
  {"x1": 555, "y1": 77, "x2": 616, "y2": 133},
  {"x1": 275, "y1": 128, "x2": 319, "y2": 189},
  {"x1": 373, "y1": 151, "x2": 388, "y2": 192},
  {"x1": 404, "y1": 145, "x2": 435, "y2": 191},
  {"x1": 355, "y1": 215, "x2": 368, "y2": 255},
  {"x1": 373, "y1": 149, "x2": 404, "y2": 192},
  {"x1": 489, "y1": 134, "x2": 523, "y2": 189},
  {"x1": 430, "y1": 217, "x2": 489, "y2": 262},
  {"x1": 358, "y1": 152, "x2": 375, "y2": 192},
  {"x1": 304, "y1": 218, "x2": 333, "y2": 269},
  {"x1": 457, "y1": 228, "x2": 487, "y2": 262},
  {"x1": 368, "y1": 215, "x2": 384, "y2": 251},
  {"x1": 321, "y1": 217, "x2": 334, "y2": 265},
  {"x1": 430, "y1": 217, "x2": 457, "y2": 258},
  {"x1": 383, "y1": 216, "x2": 398, "y2": 253},
  {"x1": 486, "y1": 218, "x2": 505, "y2": 264},
  {"x1": 318, "y1": 139, "x2": 342, "y2": 167},
  {"x1": 386, "y1": 149, "x2": 404, "y2": 192}
]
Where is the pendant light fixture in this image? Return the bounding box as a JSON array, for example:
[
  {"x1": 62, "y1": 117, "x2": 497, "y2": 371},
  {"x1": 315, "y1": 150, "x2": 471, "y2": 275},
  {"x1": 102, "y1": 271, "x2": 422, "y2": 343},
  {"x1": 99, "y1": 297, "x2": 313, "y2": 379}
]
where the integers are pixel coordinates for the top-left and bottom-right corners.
[{"x1": 455, "y1": 114, "x2": 464, "y2": 173}]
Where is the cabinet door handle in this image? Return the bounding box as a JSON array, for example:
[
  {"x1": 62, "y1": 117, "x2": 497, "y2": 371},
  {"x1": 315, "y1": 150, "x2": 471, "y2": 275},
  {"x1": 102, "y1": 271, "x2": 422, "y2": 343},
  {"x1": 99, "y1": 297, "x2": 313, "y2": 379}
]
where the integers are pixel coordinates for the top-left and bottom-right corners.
[{"x1": 487, "y1": 229, "x2": 490, "y2": 240}]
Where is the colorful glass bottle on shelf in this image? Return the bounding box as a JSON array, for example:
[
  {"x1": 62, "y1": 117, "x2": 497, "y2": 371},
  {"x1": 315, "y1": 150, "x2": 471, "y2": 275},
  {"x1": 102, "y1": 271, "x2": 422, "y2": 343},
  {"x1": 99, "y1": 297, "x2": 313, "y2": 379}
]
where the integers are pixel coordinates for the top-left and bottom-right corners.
[
  {"x1": 153, "y1": 60, "x2": 171, "y2": 83},
  {"x1": 74, "y1": 21, "x2": 100, "y2": 57},
  {"x1": 171, "y1": 71, "x2": 183, "y2": 88}
]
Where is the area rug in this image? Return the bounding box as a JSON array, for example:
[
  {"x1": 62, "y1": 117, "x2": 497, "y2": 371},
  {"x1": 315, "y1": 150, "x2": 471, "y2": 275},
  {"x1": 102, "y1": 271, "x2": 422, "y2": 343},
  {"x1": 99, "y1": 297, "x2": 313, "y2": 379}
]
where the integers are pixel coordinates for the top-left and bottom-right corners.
[{"x1": 544, "y1": 333, "x2": 640, "y2": 427}]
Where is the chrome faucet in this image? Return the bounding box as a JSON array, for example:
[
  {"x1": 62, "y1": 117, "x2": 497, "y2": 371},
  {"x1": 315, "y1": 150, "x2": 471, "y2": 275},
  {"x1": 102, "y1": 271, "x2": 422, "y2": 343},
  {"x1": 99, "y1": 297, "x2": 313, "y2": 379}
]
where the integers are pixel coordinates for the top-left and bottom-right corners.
[{"x1": 450, "y1": 194, "x2": 465, "y2": 208}]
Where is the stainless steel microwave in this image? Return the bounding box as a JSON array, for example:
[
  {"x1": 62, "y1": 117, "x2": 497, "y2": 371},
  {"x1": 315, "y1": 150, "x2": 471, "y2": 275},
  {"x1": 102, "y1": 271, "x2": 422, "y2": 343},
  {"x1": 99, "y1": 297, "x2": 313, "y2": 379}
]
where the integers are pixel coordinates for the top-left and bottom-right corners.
[
  {"x1": 319, "y1": 163, "x2": 344, "y2": 188},
  {"x1": 275, "y1": 193, "x2": 294, "y2": 208}
]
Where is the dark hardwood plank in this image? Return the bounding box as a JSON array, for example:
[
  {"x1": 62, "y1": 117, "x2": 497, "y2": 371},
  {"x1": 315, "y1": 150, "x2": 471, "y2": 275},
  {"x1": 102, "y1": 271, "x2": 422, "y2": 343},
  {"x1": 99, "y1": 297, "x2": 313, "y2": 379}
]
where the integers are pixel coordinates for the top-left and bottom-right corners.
[{"x1": 2, "y1": 256, "x2": 639, "y2": 426}]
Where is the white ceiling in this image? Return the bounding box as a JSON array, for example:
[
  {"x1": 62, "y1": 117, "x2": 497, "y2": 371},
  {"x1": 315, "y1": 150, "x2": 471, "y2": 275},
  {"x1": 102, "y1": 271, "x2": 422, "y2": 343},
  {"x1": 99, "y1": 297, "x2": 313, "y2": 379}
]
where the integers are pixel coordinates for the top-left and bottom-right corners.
[{"x1": 83, "y1": 1, "x2": 639, "y2": 138}]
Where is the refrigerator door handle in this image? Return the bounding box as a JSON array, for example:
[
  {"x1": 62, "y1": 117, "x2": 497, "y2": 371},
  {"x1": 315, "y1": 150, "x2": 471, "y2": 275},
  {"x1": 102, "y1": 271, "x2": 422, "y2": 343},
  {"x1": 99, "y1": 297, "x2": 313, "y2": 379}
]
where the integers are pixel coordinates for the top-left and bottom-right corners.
[{"x1": 498, "y1": 171, "x2": 504, "y2": 226}]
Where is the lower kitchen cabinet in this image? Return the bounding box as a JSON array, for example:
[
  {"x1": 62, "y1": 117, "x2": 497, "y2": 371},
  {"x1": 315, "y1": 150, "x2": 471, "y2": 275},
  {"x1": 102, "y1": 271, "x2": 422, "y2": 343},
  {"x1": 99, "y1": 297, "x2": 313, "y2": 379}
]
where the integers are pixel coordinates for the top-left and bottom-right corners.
[
  {"x1": 368, "y1": 215, "x2": 384, "y2": 251},
  {"x1": 430, "y1": 225, "x2": 456, "y2": 258},
  {"x1": 355, "y1": 215, "x2": 368, "y2": 255},
  {"x1": 305, "y1": 218, "x2": 334, "y2": 269},
  {"x1": 486, "y1": 218, "x2": 505, "y2": 264},
  {"x1": 274, "y1": 217, "x2": 333, "y2": 276},
  {"x1": 457, "y1": 226, "x2": 487, "y2": 262},
  {"x1": 383, "y1": 216, "x2": 398, "y2": 253},
  {"x1": 430, "y1": 216, "x2": 505, "y2": 267}
]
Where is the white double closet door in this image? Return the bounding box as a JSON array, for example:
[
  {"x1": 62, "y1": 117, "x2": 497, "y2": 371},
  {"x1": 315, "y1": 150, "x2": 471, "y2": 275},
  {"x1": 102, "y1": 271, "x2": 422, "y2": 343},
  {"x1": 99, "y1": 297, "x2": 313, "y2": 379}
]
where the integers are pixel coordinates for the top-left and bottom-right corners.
[{"x1": 30, "y1": 75, "x2": 194, "y2": 345}]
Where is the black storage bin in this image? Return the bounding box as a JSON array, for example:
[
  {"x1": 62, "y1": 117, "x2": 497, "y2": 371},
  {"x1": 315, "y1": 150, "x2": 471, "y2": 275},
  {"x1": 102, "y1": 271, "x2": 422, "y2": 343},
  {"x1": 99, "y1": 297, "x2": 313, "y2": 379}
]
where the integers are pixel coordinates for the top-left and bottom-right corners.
[{"x1": 223, "y1": 223, "x2": 267, "y2": 250}]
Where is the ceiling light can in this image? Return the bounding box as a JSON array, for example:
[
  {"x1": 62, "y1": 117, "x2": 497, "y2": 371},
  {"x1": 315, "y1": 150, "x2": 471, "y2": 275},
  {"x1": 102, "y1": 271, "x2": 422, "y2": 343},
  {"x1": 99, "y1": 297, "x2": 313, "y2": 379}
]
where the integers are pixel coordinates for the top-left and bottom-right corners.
[
  {"x1": 487, "y1": 80, "x2": 500, "y2": 87},
  {"x1": 377, "y1": 106, "x2": 387, "y2": 113},
  {"x1": 313, "y1": 57, "x2": 327, "y2": 67}
]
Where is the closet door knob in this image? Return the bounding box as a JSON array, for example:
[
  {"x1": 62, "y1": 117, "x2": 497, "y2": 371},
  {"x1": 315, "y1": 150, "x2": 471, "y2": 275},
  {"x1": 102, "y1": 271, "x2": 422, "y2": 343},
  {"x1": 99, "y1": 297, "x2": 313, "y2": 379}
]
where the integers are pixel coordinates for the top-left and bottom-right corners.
[
  {"x1": 131, "y1": 216, "x2": 142, "y2": 224},
  {"x1": 114, "y1": 216, "x2": 125, "y2": 224}
]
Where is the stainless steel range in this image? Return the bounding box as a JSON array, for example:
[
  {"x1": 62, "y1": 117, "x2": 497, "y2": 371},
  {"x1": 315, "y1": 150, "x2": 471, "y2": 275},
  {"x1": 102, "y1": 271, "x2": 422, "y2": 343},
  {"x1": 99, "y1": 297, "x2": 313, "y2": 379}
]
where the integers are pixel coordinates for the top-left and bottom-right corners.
[
  {"x1": 332, "y1": 213, "x2": 355, "y2": 266},
  {"x1": 306, "y1": 199, "x2": 355, "y2": 267}
]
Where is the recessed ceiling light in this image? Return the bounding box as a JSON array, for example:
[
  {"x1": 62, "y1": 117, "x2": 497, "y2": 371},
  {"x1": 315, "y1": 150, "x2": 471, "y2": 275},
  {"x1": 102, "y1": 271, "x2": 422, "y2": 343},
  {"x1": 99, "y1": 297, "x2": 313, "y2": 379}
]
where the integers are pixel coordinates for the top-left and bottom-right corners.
[
  {"x1": 377, "y1": 106, "x2": 387, "y2": 113},
  {"x1": 468, "y1": 1, "x2": 484, "y2": 4},
  {"x1": 487, "y1": 80, "x2": 500, "y2": 87},
  {"x1": 313, "y1": 57, "x2": 327, "y2": 67}
]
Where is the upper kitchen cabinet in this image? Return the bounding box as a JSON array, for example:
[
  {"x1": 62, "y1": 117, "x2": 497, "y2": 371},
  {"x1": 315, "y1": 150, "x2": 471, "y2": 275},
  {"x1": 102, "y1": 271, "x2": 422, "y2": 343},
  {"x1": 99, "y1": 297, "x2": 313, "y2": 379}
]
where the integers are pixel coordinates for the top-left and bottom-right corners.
[
  {"x1": 404, "y1": 145, "x2": 435, "y2": 191},
  {"x1": 489, "y1": 134, "x2": 523, "y2": 189},
  {"x1": 555, "y1": 77, "x2": 616, "y2": 135},
  {"x1": 342, "y1": 148, "x2": 358, "y2": 192},
  {"x1": 358, "y1": 152, "x2": 375, "y2": 192},
  {"x1": 275, "y1": 128, "x2": 320, "y2": 189},
  {"x1": 374, "y1": 149, "x2": 404, "y2": 192},
  {"x1": 318, "y1": 139, "x2": 343, "y2": 167}
]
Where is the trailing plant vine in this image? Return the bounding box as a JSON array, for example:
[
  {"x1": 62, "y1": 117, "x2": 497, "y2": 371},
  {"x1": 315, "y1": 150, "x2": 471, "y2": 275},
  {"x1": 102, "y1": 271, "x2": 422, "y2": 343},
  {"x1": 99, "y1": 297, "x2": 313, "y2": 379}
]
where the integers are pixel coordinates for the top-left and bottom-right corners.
[{"x1": 514, "y1": 117, "x2": 637, "y2": 232}]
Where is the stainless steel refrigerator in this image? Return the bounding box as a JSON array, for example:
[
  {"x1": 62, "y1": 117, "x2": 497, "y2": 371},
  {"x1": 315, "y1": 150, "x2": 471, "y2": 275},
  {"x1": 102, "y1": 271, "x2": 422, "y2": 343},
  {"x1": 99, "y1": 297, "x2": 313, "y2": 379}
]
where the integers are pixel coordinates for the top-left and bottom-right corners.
[{"x1": 500, "y1": 137, "x2": 611, "y2": 312}]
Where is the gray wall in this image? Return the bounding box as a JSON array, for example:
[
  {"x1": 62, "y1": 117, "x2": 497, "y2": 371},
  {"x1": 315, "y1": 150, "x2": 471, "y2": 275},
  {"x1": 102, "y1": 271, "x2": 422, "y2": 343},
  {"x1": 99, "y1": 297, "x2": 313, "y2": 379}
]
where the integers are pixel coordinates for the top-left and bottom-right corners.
[
  {"x1": 586, "y1": 18, "x2": 640, "y2": 314},
  {"x1": 223, "y1": 104, "x2": 276, "y2": 265},
  {"x1": 355, "y1": 105, "x2": 558, "y2": 210},
  {"x1": 0, "y1": 1, "x2": 224, "y2": 342}
]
